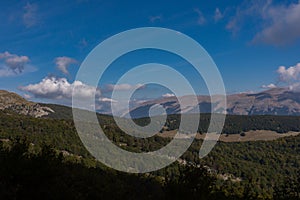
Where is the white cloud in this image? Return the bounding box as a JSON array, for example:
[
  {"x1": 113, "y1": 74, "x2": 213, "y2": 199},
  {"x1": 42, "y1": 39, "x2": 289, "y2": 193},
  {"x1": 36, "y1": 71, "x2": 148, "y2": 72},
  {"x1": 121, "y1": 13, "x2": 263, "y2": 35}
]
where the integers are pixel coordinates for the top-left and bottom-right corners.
[
  {"x1": 20, "y1": 78, "x2": 148, "y2": 112},
  {"x1": 194, "y1": 8, "x2": 206, "y2": 25},
  {"x1": 20, "y1": 76, "x2": 100, "y2": 100},
  {"x1": 277, "y1": 63, "x2": 300, "y2": 82},
  {"x1": 0, "y1": 68, "x2": 15, "y2": 77},
  {"x1": 226, "y1": 0, "x2": 270, "y2": 34},
  {"x1": 227, "y1": 0, "x2": 300, "y2": 45},
  {"x1": 162, "y1": 93, "x2": 175, "y2": 98},
  {"x1": 103, "y1": 83, "x2": 145, "y2": 92},
  {"x1": 99, "y1": 97, "x2": 118, "y2": 103},
  {"x1": 23, "y1": 3, "x2": 39, "y2": 28},
  {"x1": 5, "y1": 55, "x2": 29, "y2": 72},
  {"x1": 288, "y1": 83, "x2": 300, "y2": 92},
  {"x1": 0, "y1": 51, "x2": 30, "y2": 76},
  {"x1": 214, "y1": 8, "x2": 223, "y2": 22},
  {"x1": 55, "y1": 56, "x2": 77, "y2": 75},
  {"x1": 253, "y1": 1, "x2": 300, "y2": 45},
  {"x1": 272, "y1": 62, "x2": 300, "y2": 92},
  {"x1": 261, "y1": 83, "x2": 277, "y2": 89}
]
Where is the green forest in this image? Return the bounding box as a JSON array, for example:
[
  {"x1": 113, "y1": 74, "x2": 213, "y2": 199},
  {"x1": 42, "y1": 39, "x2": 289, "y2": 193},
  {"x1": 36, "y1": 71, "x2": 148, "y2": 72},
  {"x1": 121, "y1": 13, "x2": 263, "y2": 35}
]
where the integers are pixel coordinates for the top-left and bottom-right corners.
[{"x1": 0, "y1": 107, "x2": 299, "y2": 199}]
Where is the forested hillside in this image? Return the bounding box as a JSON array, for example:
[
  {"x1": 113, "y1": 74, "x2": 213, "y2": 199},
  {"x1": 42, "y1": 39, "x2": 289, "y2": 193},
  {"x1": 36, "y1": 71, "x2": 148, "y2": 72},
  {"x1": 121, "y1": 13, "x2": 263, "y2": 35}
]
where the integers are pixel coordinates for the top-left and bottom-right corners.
[
  {"x1": 43, "y1": 103, "x2": 300, "y2": 134},
  {"x1": 0, "y1": 110, "x2": 299, "y2": 199}
]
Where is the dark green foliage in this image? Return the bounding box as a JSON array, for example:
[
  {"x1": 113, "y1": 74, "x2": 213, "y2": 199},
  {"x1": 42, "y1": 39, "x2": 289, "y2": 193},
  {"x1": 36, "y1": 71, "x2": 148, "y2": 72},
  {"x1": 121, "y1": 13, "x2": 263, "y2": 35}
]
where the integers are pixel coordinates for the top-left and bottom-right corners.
[
  {"x1": 0, "y1": 140, "x2": 165, "y2": 200},
  {"x1": 273, "y1": 170, "x2": 300, "y2": 200},
  {"x1": 222, "y1": 114, "x2": 300, "y2": 134},
  {"x1": 41, "y1": 103, "x2": 74, "y2": 120},
  {"x1": 162, "y1": 114, "x2": 300, "y2": 134},
  {"x1": 0, "y1": 111, "x2": 90, "y2": 157},
  {"x1": 0, "y1": 140, "x2": 226, "y2": 200},
  {"x1": 179, "y1": 135, "x2": 300, "y2": 199},
  {"x1": 43, "y1": 103, "x2": 300, "y2": 134},
  {"x1": 106, "y1": 113, "x2": 300, "y2": 134},
  {"x1": 1, "y1": 109, "x2": 300, "y2": 199},
  {"x1": 164, "y1": 166, "x2": 220, "y2": 199}
]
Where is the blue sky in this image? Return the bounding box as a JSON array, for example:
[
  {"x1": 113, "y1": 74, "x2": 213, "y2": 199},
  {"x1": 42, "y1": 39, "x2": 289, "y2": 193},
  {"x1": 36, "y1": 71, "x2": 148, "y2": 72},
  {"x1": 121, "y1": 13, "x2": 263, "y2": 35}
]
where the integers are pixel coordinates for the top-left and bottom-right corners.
[{"x1": 1, "y1": 0, "x2": 300, "y2": 107}]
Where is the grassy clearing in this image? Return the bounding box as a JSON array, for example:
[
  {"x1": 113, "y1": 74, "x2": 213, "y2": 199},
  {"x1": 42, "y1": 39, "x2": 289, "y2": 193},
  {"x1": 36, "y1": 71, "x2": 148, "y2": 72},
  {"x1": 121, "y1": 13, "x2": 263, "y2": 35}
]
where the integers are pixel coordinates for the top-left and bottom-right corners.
[{"x1": 159, "y1": 130, "x2": 300, "y2": 142}]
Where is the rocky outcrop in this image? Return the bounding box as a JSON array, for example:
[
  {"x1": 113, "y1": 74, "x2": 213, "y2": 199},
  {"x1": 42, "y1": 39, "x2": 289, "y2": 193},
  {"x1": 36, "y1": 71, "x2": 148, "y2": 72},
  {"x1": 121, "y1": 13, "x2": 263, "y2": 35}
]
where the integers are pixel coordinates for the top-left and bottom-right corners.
[{"x1": 0, "y1": 90, "x2": 54, "y2": 117}]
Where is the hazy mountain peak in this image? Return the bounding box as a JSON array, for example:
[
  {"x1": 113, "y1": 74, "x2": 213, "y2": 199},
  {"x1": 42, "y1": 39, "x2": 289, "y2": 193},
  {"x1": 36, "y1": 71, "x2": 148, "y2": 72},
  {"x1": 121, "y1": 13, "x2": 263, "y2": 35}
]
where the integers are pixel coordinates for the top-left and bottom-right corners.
[{"x1": 126, "y1": 87, "x2": 300, "y2": 118}]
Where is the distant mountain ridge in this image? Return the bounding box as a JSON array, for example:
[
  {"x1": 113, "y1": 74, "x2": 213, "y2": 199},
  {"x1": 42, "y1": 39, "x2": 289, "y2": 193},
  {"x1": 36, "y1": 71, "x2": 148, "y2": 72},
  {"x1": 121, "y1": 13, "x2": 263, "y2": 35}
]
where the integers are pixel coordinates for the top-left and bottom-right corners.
[
  {"x1": 127, "y1": 88, "x2": 300, "y2": 118},
  {"x1": 2, "y1": 88, "x2": 300, "y2": 119}
]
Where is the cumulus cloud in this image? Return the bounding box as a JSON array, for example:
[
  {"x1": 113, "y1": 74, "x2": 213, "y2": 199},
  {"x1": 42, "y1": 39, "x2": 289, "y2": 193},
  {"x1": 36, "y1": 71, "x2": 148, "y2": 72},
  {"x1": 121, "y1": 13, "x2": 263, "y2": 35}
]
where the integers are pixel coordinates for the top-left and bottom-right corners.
[
  {"x1": 20, "y1": 78, "x2": 148, "y2": 112},
  {"x1": 261, "y1": 83, "x2": 277, "y2": 89},
  {"x1": 20, "y1": 76, "x2": 100, "y2": 100},
  {"x1": 227, "y1": 0, "x2": 300, "y2": 45},
  {"x1": 0, "y1": 51, "x2": 30, "y2": 76},
  {"x1": 261, "y1": 63, "x2": 300, "y2": 92},
  {"x1": 23, "y1": 3, "x2": 39, "y2": 28},
  {"x1": 103, "y1": 83, "x2": 145, "y2": 92},
  {"x1": 162, "y1": 93, "x2": 175, "y2": 98},
  {"x1": 288, "y1": 83, "x2": 300, "y2": 92},
  {"x1": 214, "y1": 8, "x2": 223, "y2": 22},
  {"x1": 194, "y1": 8, "x2": 206, "y2": 25},
  {"x1": 273, "y1": 63, "x2": 300, "y2": 92},
  {"x1": 277, "y1": 63, "x2": 300, "y2": 82},
  {"x1": 55, "y1": 56, "x2": 77, "y2": 75}
]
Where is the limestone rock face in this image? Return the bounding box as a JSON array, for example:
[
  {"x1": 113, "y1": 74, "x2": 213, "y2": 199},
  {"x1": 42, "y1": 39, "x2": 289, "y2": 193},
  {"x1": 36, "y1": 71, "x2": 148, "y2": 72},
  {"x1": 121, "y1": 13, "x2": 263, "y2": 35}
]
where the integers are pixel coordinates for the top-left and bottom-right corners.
[
  {"x1": 0, "y1": 90, "x2": 54, "y2": 118},
  {"x1": 126, "y1": 88, "x2": 300, "y2": 118}
]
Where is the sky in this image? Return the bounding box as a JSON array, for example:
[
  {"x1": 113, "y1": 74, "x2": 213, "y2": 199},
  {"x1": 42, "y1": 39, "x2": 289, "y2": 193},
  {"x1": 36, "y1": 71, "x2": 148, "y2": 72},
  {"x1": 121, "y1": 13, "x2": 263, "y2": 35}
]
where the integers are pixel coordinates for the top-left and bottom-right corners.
[{"x1": 1, "y1": 0, "x2": 300, "y2": 109}]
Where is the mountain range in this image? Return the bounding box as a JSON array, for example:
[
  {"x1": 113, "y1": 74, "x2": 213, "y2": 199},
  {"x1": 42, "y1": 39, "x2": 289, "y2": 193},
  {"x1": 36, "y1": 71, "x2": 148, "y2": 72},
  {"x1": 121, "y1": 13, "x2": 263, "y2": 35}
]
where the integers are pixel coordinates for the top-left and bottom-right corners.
[
  {"x1": 126, "y1": 87, "x2": 300, "y2": 118},
  {"x1": 2, "y1": 88, "x2": 300, "y2": 118}
]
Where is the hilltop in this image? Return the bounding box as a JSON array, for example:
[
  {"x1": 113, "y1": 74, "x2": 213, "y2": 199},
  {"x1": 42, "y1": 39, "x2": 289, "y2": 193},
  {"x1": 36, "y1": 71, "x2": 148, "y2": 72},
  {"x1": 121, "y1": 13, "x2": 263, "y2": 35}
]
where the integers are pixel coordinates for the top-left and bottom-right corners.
[{"x1": 0, "y1": 90, "x2": 54, "y2": 118}]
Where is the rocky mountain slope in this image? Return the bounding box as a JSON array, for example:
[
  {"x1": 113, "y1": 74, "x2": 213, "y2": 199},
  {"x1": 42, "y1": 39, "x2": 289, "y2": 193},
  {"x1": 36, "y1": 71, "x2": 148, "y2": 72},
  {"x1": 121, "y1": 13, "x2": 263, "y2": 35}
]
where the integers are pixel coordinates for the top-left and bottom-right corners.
[
  {"x1": 0, "y1": 90, "x2": 54, "y2": 117},
  {"x1": 127, "y1": 88, "x2": 300, "y2": 118},
  {"x1": 3, "y1": 87, "x2": 300, "y2": 119}
]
